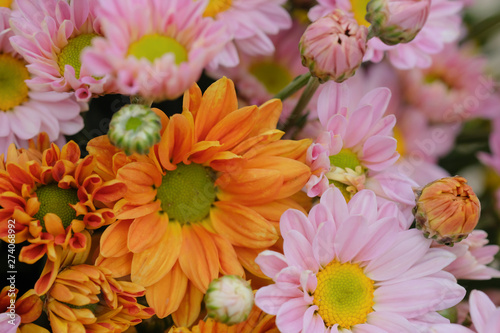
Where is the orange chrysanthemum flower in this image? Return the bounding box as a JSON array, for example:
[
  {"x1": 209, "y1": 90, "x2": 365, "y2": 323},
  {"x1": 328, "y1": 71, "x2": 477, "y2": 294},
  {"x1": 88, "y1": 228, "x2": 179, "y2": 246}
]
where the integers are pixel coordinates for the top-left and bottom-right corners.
[
  {"x1": 168, "y1": 304, "x2": 278, "y2": 333},
  {"x1": 0, "y1": 141, "x2": 127, "y2": 295},
  {"x1": 0, "y1": 286, "x2": 44, "y2": 329},
  {"x1": 45, "y1": 264, "x2": 154, "y2": 333},
  {"x1": 89, "y1": 77, "x2": 312, "y2": 326}
]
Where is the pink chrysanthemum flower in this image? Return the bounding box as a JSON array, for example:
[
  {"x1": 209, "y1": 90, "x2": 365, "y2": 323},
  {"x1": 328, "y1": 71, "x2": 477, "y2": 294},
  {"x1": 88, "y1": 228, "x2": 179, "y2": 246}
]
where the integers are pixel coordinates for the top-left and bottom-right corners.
[
  {"x1": 400, "y1": 45, "x2": 499, "y2": 123},
  {"x1": 305, "y1": 81, "x2": 416, "y2": 222},
  {"x1": 468, "y1": 290, "x2": 500, "y2": 333},
  {"x1": 433, "y1": 230, "x2": 500, "y2": 280},
  {"x1": 255, "y1": 188, "x2": 466, "y2": 332},
  {"x1": 0, "y1": 7, "x2": 84, "y2": 154},
  {"x1": 209, "y1": 20, "x2": 309, "y2": 121},
  {"x1": 83, "y1": 0, "x2": 228, "y2": 102},
  {"x1": 9, "y1": 0, "x2": 113, "y2": 102},
  {"x1": 309, "y1": 0, "x2": 463, "y2": 69},
  {"x1": 203, "y1": 0, "x2": 292, "y2": 68}
]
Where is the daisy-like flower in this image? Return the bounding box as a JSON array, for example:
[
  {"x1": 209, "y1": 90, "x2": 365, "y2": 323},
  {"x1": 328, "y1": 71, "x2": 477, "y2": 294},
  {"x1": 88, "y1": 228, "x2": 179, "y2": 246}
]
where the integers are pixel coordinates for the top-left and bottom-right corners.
[
  {"x1": 305, "y1": 80, "x2": 416, "y2": 225},
  {"x1": 88, "y1": 77, "x2": 312, "y2": 326},
  {"x1": 309, "y1": 0, "x2": 463, "y2": 69},
  {"x1": 209, "y1": 20, "x2": 309, "y2": 122},
  {"x1": 9, "y1": 0, "x2": 113, "y2": 102},
  {"x1": 203, "y1": 0, "x2": 292, "y2": 68},
  {"x1": 45, "y1": 264, "x2": 154, "y2": 332},
  {"x1": 0, "y1": 7, "x2": 84, "y2": 155},
  {"x1": 167, "y1": 303, "x2": 277, "y2": 333},
  {"x1": 83, "y1": 0, "x2": 228, "y2": 102},
  {"x1": 400, "y1": 45, "x2": 499, "y2": 123},
  {"x1": 255, "y1": 187, "x2": 466, "y2": 332},
  {"x1": 0, "y1": 140, "x2": 127, "y2": 295}
]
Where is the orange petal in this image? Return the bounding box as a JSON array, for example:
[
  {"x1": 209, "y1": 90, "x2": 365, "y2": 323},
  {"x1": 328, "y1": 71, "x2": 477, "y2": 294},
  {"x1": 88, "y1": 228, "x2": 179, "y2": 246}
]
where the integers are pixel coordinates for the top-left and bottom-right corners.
[
  {"x1": 195, "y1": 77, "x2": 238, "y2": 141},
  {"x1": 183, "y1": 83, "x2": 203, "y2": 118},
  {"x1": 34, "y1": 248, "x2": 62, "y2": 295},
  {"x1": 92, "y1": 179, "x2": 127, "y2": 204},
  {"x1": 186, "y1": 141, "x2": 223, "y2": 165},
  {"x1": 44, "y1": 213, "x2": 65, "y2": 236},
  {"x1": 210, "y1": 202, "x2": 278, "y2": 249},
  {"x1": 249, "y1": 198, "x2": 307, "y2": 223},
  {"x1": 211, "y1": 233, "x2": 245, "y2": 277},
  {"x1": 100, "y1": 219, "x2": 132, "y2": 258},
  {"x1": 60, "y1": 141, "x2": 80, "y2": 164},
  {"x1": 178, "y1": 225, "x2": 219, "y2": 293},
  {"x1": 6, "y1": 163, "x2": 34, "y2": 189},
  {"x1": 131, "y1": 221, "x2": 182, "y2": 287},
  {"x1": 215, "y1": 169, "x2": 283, "y2": 206},
  {"x1": 231, "y1": 130, "x2": 284, "y2": 156},
  {"x1": 158, "y1": 113, "x2": 194, "y2": 171},
  {"x1": 86, "y1": 136, "x2": 121, "y2": 180},
  {"x1": 171, "y1": 282, "x2": 204, "y2": 328},
  {"x1": 95, "y1": 253, "x2": 133, "y2": 278},
  {"x1": 245, "y1": 156, "x2": 311, "y2": 200},
  {"x1": 234, "y1": 246, "x2": 268, "y2": 279},
  {"x1": 152, "y1": 107, "x2": 170, "y2": 134},
  {"x1": 205, "y1": 106, "x2": 258, "y2": 151},
  {"x1": 16, "y1": 290, "x2": 43, "y2": 323},
  {"x1": 128, "y1": 212, "x2": 168, "y2": 253},
  {"x1": 115, "y1": 200, "x2": 161, "y2": 219},
  {"x1": 19, "y1": 323, "x2": 51, "y2": 333},
  {"x1": 19, "y1": 243, "x2": 47, "y2": 264},
  {"x1": 146, "y1": 262, "x2": 187, "y2": 318},
  {"x1": 117, "y1": 162, "x2": 161, "y2": 205},
  {"x1": 248, "y1": 99, "x2": 282, "y2": 137},
  {"x1": 243, "y1": 139, "x2": 312, "y2": 163}
]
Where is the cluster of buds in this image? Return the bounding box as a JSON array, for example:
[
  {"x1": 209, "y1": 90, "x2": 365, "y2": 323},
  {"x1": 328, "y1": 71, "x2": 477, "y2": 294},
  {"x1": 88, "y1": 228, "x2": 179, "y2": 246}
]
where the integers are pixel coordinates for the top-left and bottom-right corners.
[
  {"x1": 366, "y1": 0, "x2": 431, "y2": 45},
  {"x1": 414, "y1": 176, "x2": 481, "y2": 246}
]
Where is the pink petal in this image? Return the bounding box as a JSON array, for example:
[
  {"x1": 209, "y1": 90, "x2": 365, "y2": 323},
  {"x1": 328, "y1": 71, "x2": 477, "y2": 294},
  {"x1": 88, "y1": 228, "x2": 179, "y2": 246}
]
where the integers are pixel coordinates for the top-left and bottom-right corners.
[
  {"x1": 348, "y1": 189, "x2": 378, "y2": 222},
  {"x1": 361, "y1": 136, "x2": 399, "y2": 171},
  {"x1": 366, "y1": 311, "x2": 418, "y2": 333},
  {"x1": 317, "y1": 81, "x2": 350, "y2": 127},
  {"x1": 276, "y1": 298, "x2": 310, "y2": 333},
  {"x1": 255, "y1": 250, "x2": 289, "y2": 280},
  {"x1": 469, "y1": 290, "x2": 497, "y2": 333},
  {"x1": 281, "y1": 209, "x2": 316, "y2": 244},
  {"x1": 320, "y1": 187, "x2": 348, "y2": 227},
  {"x1": 284, "y1": 230, "x2": 320, "y2": 272},
  {"x1": 312, "y1": 220, "x2": 336, "y2": 267},
  {"x1": 302, "y1": 306, "x2": 328, "y2": 333},
  {"x1": 358, "y1": 87, "x2": 392, "y2": 121},
  {"x1": 255, "y1": 285, "x2": 303, "y2": 315}
]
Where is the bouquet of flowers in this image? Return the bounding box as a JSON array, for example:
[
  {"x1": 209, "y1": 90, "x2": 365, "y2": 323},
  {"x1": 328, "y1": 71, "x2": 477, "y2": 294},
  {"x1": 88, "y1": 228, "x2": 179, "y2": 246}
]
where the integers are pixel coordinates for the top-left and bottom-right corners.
[{"x1": 0, "y1": 0, "x2": 499, "y2": 332}]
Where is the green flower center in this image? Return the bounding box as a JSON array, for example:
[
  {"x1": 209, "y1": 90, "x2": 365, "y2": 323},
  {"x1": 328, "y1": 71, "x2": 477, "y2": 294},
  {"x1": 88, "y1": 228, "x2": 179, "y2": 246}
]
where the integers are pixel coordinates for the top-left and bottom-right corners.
[
  {"x1": 128, "y1": 34, "x2": 188, "y2": 65},
  {"x1": 156, "y1": 163, "x2": 216, "y2": 224},
  {"x1": 33, "y1": 184, "x2": 79, "y2": 229},
  {"x1": 351, "y1": 0, "x2": 371, "y2": 27},
  {"x1": 57, "y1": 33, "x2": 97, "y2": 79},
  {"x1": 327, "y1": 149, "x2": 365, "y2": 201},
  {"x1": 0, "y1": 54, "x2": 30, "y2": 111},
  {"x1": 313, "y1": 260, "x2": 374, "y2": 329},
  {"x1": 203, "y1": 0, "x2": 232, "y2": 18},
  {"x1": 249, "y1": 61, "x2": 293, "y2": 95}
]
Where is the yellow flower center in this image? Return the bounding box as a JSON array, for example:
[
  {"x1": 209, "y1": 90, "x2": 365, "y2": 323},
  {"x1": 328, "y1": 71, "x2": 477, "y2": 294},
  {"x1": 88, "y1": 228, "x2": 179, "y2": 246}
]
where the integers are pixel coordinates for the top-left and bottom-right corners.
[
  {"x1": 249, "y1": 61, "x2": 294, "y2": 95},
  {"x1": 203, "y1": 0, "x2": 232, "y2": 18},
  {"x1": 351, "y1": 0, "x2": 371, "y2": 27},
  {"x1": 156, "y1": 163, "x2": 216, "y2": 223},
  {"x1": 313, "y1": 261, "x2": 375, "y2": 329},
  {"x1": 0, "y1": 0, "x2": 12, "y2": 7},
  {"x1": 58, "y1": 33, "x2": 98, "y2": 79},
  {"x1": 128, "y1": 34, "x2": 188, "y2": 65},
  {"x1": 0, "y1": 54, "x2": 30, "y2": 111},
  {"x1": 33, "y1": 184, "x2": 80, "y2": 229},
  {"x1": 393, "y1": 126, "x2": 406, "y2": 157},
  {"x1": 326, "y1": 149, "x2": 366, "y2": 201}
]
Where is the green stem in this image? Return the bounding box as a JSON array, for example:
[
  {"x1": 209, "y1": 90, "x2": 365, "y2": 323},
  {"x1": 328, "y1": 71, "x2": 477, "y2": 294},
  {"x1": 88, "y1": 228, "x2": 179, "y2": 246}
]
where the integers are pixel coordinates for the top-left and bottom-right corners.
[
  {"x1": 274, "y1": 72, "x2": 311, "y2": 101},
  {"x1": 282, "y1": 76, "x2": 320, "y2": 135},
  {"x1": 462, "y1": 11, "x2": 500, "y2": 44},
  {"x1": 130, "y1": 95, "x2": 154, "y2": 107}
]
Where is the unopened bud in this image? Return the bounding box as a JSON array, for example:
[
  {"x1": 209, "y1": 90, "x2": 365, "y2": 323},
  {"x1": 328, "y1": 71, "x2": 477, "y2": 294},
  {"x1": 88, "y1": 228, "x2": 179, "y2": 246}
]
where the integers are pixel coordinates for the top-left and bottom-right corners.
[
  {"x1": 300, "y1": 10, "x2": 368, "y2": 83},
  {"x1": 204, "y1": 275, "x2": 254, "y2": 326},
  {"x1": 366, "y1": 0, "x2": 430, "y2": 45},
  {"x1": 414, "y1": 176, "x2": 481, "y2": 246},
  {"x1": 108, "y1": 104, "x2": 161, "y2": 156}
]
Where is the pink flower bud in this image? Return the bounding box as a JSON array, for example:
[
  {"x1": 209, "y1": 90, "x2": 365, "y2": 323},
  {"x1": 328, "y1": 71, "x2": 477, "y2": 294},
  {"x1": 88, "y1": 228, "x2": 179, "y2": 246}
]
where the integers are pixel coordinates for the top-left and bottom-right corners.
[
  {"x1": 366, "y1": 0, "x2": 431, "y2": 45},
  {"x1": 300, "y1": 10, "x2": 368, "y2": 83}
]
